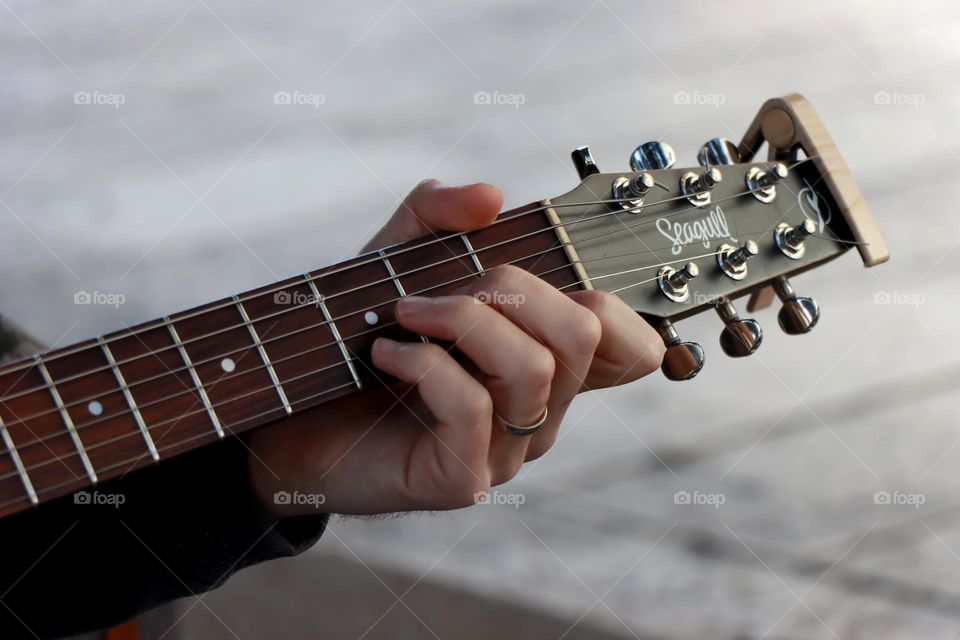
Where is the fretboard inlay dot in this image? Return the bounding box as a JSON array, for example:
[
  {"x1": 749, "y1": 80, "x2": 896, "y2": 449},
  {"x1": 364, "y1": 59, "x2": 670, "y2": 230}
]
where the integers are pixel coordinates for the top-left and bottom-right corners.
[
  {"x1": 87, "y1": 400, "x2": 103, "y2": 416},
  {"x1": 364, "y1": 311, "x2": 379, "y2": 325},
  {"x1": 221, "y1": 358, "x2": 236, "y2": 373}
]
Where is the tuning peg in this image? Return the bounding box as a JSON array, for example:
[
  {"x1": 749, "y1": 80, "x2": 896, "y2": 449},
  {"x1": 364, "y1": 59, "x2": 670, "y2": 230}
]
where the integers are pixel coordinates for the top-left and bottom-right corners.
[
  {"x1": 571, "y1": 146, "x2": 600, "y2": 180},
  {"x1": 658, "y1": 320, "x2": 704, "y2": 381},
  {"x1": 630, "y1": 141, "x2": 676, "y2": 171},
  {"x1": 772, "y1": 276, "x2": 820, "y2": 334},
  {"x1": 717, "y1": 240, "x2": 758, "y2": 280},
  {"x1": 746, "y1": 162, "x2": 789, "y2": 203},
  {"x1": 774, "y1": 218, "x2": 816, "y2": 259},
  {"x1": 715, "y1": 300, "x2": 763, "y2": 357},
  {"x1": 681, "y1": 167, "x2": 722, "y2": 206},
  {"x1": 657, "y1": 261, "x2": 699, "y2": 302},
  {"x1": 698, "y1": 138, "x2": 741, "y2": 167},
  {"x1": 612, "y1": 173, "x2": 655, "y2": 212}
]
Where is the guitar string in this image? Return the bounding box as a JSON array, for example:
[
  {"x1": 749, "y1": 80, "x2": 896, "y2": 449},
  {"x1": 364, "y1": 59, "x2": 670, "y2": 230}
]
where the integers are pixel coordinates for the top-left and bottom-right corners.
[
  {"x1": 0, "y1": 179, "x2": 796, "y2": 408},
  {"x1": 0, "y1": 175, "x2": 830, "y2": 442},
  {"x1": 0, "y1": 262, "x2": 676, "y2": 508},
  {"x1": 0, "y1": 243, "x2": 734, "y2": 461},
  {"x1": 0, "y1": 156, "x2": 818, "y2": 388},
  {"x1": 0, "y1": 184, "x2": 836, "y2": 500}
]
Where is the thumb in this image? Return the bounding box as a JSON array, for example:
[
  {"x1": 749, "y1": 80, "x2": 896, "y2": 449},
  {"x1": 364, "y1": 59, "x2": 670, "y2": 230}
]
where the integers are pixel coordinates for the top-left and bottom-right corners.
[{"x1": 363, "y1": 179, "x2": 503, "y2": 251}]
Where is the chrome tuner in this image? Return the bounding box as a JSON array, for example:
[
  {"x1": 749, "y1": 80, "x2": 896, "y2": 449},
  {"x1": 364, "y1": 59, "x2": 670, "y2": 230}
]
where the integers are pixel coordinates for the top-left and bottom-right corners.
[
  {"x1": 746, "y1": 162, "x2": 789, "y2": 203},
  {"x1": 715, "y1": 300, "x2": 763, "y2": 357},
  {"x1": 658, "y1": 320, "x2": 704, "y2": 381},
  {"x1": 681, "y1": 167, "x2": 721, "y2": 207},
  {"x1": 698, "y1": 138, "x2": 741, "y2": 167},
  {"x1": 772, "y1": 276, "x2": 820, "y2": 335},
  {"x1": 630, "y1": 141, "x2": 676, "y2": 171},
  {"x1": 571, "y1": 146, "x2": 600, "y2": 180},
  {"x1": 657, "y1": 261, "x2": 699, "y2": 302},
  {"x1": 717, "y1": 240, "x2": 758, "y2": 280},
  {"x1": 774, "y1": 218, "x2": 816, "y2": 259},
  {"x1": 612, "y1": 173, "x2": 654, "y2": 213}
]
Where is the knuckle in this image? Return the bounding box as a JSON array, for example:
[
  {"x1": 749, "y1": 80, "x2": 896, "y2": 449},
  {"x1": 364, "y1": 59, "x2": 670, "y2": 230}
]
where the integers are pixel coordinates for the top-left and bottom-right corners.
[
  {"x1": 461, "y1": 388, "x2": 494, "y2": 425},
  {"x1": 568, "y1": 305, "x2": 602, "y2": 355},
  {"x1": 526, "y1": 345, "x2": 556, "y2": 392}
]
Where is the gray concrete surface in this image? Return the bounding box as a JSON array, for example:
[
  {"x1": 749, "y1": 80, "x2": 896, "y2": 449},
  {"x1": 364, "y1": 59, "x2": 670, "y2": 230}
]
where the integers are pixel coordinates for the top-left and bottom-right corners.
[{"x1": 2, "y1": 1, "x2": 959, "y2": 638}]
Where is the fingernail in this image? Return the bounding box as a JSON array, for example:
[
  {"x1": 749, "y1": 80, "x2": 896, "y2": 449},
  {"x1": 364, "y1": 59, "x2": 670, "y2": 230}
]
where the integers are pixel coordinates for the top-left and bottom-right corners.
[
  {"x1": 373, "y1": 337, "x2": 402, "y2": 353},
  {"x1": 396, "y1": 296, "x2": 433, "y2": 316}
]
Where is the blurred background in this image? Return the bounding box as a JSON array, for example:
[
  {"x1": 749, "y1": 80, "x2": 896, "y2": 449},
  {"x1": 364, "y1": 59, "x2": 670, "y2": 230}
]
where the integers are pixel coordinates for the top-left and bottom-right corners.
[{"x1": 3, "y1": 1, "x2": 959, "y2": 638}]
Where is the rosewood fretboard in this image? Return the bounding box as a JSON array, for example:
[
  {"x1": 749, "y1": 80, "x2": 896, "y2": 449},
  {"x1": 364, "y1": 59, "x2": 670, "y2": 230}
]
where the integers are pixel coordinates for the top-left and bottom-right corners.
[{"x1": 0, "y1": 204, "x2": 583, "y2": 518}]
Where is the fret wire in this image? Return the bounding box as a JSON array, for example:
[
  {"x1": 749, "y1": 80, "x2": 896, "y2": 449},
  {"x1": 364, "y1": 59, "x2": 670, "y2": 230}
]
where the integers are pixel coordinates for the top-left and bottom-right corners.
[
  {"x1": 0, "y1": 414, "x2": 37, "y2": 505},
  {"x1": 99, "y1": 337, "x2": 159, "y2": 462},
  {"x1": 165, "y1": 318, "x2": 224, "y2": 439},
  {"x1": 379, "y1": 249, "x2": 430, "y2": 344},
  {"x1": 460, "y1": 233, "x2": 485, "y2": 275},
  {"x1": 34, "y1": 355, "x2": 98, "y2": 484},
  {"x1": 233, "y1": 296, "x2": 293, "y2": 416},
  {"x1": 304, "y1": 276, "x2": 363, "y2": 390}
]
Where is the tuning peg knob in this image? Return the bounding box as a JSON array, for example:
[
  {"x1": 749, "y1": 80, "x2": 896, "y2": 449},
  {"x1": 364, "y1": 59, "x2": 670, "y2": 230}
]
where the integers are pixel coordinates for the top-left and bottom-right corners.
[
  {"x1": 772, "y1": 276, "x2": 820, "y2": 334},
  {"x1": 571, "y1": 146, "x2": 600, "y2": 180},
  {"x1": 630, "y1": 141, "x2": 676, "y2": 171},
  {"x1": 698, "y1": 138, "x2": 741, "y2": 167},
  {"x1": 715, "y1": 300, "x2": 763, "y2": 357},
  {"x1": 658, "y1": 320, "x2": 704, "y2": 381}
]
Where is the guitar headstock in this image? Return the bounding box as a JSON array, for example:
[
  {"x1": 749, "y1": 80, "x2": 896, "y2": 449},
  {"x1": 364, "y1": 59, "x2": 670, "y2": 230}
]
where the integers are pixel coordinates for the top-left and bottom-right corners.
[{"x1": 547, "y1": 94, "x2": 888, "y2": 381}]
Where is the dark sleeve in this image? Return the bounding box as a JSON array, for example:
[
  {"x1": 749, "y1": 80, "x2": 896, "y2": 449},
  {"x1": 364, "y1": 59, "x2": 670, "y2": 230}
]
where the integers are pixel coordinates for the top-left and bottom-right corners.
[{"x1": 0, "y1": 437, "x2": 327, "y2": 640}]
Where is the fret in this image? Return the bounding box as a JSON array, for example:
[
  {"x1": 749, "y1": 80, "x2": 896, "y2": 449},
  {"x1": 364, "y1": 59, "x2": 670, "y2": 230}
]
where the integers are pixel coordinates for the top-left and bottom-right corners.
[
  {"x1": 0, "y1": 415, "x2": 37, "y2": 505},
  {"x1": 304, "y1": 276, "x2": 363, "y2": 390},
  {"x1": 34, "y1": 356, "x2": 98, "y2": 484},
  {"x1": 460, "y1": 233, "x2": 485, "y2": 275},
  {"x1": 233, "y1": 296, "x2": 293, "y2": 416},
  {"x1": 98, "y1": 337, "x2": 159, "y2": 462},
  {"x1": 379, "y1": 249, "x2": 430, "y2": 343},
  {"x1": 165, "y1": 318, "x2": 224, "y2": 439}
]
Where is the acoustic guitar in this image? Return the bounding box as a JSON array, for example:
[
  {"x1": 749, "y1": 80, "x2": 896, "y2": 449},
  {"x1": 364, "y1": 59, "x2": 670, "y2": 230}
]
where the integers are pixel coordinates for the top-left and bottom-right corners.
[{"x1": 0, "y1": 94, "x2": 888, "y2": 519}]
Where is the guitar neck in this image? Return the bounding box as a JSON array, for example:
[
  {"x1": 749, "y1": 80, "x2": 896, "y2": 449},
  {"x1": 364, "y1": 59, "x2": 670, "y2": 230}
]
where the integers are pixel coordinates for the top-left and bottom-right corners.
[{"x1": 0, "y1": 203, "x2": 584, "y2": 518}]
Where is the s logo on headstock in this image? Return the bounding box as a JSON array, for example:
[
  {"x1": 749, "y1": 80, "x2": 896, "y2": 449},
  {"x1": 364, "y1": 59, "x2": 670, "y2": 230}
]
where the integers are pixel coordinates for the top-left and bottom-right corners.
[{"x1": 798, "y1": 178, "x2": 832, "y2": 233}]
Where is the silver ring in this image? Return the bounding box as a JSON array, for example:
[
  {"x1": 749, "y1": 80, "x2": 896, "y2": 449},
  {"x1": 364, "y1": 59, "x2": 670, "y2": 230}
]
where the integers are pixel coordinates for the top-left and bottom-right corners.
[{"x1": 496, "y1": 406, "x2": 549, "y2": 436}]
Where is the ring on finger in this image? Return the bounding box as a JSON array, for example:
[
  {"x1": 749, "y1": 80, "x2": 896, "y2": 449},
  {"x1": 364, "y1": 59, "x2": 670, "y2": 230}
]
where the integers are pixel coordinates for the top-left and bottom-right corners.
[{"x1": 496, "y1": 406, "x2": 549, "y2": 436}]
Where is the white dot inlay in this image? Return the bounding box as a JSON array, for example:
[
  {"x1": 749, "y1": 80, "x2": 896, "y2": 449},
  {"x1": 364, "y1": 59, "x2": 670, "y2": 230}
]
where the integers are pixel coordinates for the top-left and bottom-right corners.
[
  {"x1": 87, "y1": 400, "x2": 103, "y2": 416},
  {"x1": 221, "y1": 357, "x2": 236, "y2": 373},
  {"x1": 364, "y1": 311, "x2": 379, "y2": 325}
]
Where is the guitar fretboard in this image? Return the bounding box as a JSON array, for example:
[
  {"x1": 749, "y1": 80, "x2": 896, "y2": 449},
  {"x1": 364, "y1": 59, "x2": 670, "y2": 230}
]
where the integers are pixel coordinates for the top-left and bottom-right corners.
[{"x1": 0, "y1": 204, "x2": 583, "y2": 518}]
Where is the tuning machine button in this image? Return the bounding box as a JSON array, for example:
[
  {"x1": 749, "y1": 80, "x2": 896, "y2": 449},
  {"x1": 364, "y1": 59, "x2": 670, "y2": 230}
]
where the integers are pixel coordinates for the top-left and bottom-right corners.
[
  {"x1": 681, "y1": 167, "x2": 722, "y2": 207},
  {"x1": 715, "y1": 300, "x2": 763, "y2": 357},
  {"x1": 717, "y1": 240, "x2": 758, "y2": 280},
  {"x1": 630, "y1": 141, "x2": 676, "y2": 171},
  {"x1": 772, "y1": 276, "x2": 820, "y2": 334},
  {"x1": 571, "y1": 146, "x2": 600, "y2": 180},
  {"x1": 698, "y1": 138, "x2": 741, "y2": 167},
  {"x1": 658, "y1": 320, "x2": 704, "y2": 381},
  {"x1": 774, "y1": 218, "x2": 816, "y2": 259},
  {"x1": 657, "y1": 261, "x2": 699, "y2": 302},
  {"x1": 746, "y1": 162, "x2": 789, "y2": 203},
  {"x1": 612, "y1": 173, "x2": 654, "y2": 213}
]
